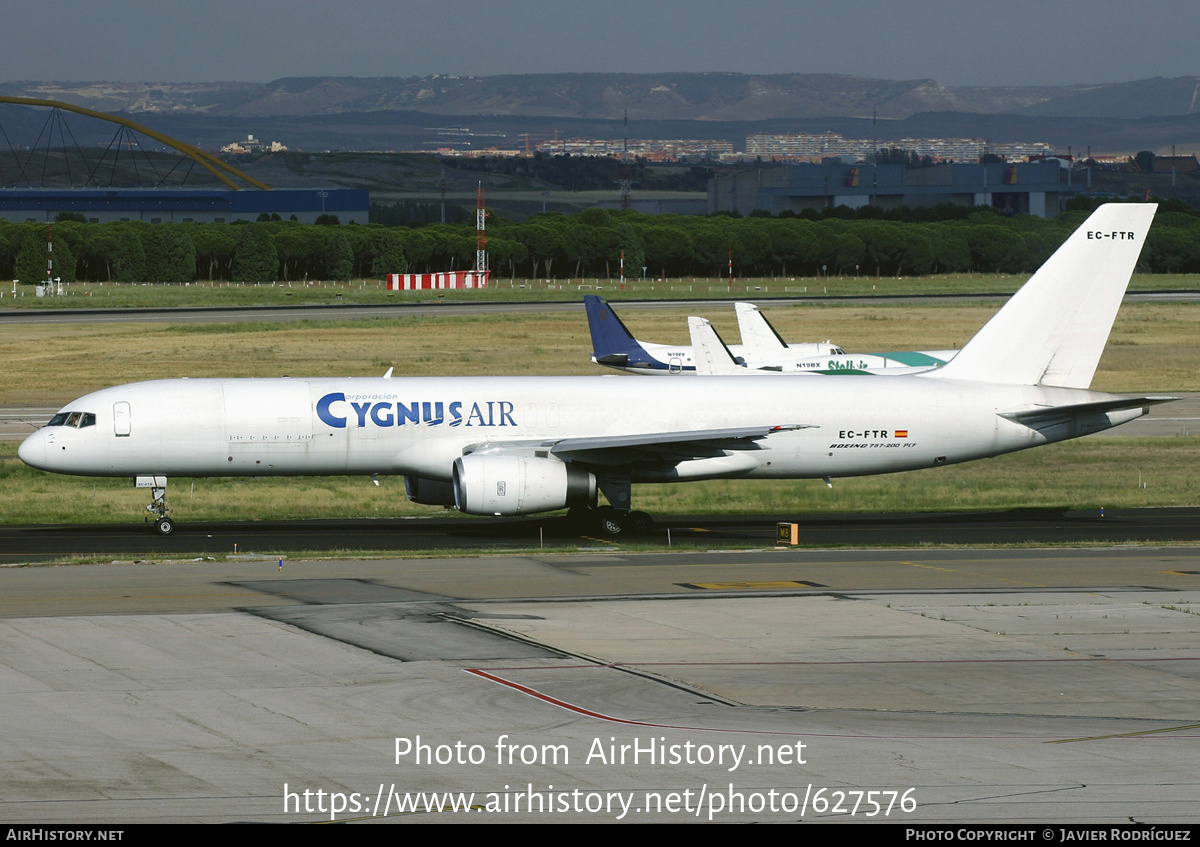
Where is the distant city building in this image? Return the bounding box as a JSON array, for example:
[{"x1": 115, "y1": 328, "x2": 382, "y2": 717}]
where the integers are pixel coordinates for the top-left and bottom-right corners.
[
  {"x1": 410, "y1": 129, "x2": 1057, "y2": 166},
  {"x1": 531, "y1": 138, "x2": 733, "y2": 160},
  {"x1": 220, "y1": 134, "x2": 288, "y2": 154},
  {"x1": 741, "y1": 132, "x2": 1054, "y2": 163},
  {"x1": 436, "y1": 147, "x2": 524, "y2": 158}
]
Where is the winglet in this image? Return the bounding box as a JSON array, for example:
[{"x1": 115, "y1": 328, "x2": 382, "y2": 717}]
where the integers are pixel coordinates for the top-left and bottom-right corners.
[{"x1": 929, "y1": 203, "x2": 1156, "y2": 388}]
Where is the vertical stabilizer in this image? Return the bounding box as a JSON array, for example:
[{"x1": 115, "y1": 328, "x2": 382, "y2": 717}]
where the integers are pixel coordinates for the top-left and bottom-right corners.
[
  {"x1": 734, "y1": 302, "x2": 790, "y2": 355},
  {"x1": 688, "y1": 317, "x2": 744, "y2": 375},
  {"x1": 930, "y1": 203, "x2": 1156, "y2": 388},
  {"x1": 584, "y1": 295, "x2": 647, "y2": 365}
]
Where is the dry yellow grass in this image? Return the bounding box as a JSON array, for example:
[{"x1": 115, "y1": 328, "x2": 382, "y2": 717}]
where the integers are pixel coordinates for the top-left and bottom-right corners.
[{"x1": 2, "y1": 300, "x2": 1197, "y2": 406}]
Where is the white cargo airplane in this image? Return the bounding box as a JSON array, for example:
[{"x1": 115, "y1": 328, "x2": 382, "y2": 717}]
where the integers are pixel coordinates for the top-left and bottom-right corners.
[
  {"x1": 585, "y1": 295, "x2": 956, "y2": 374},
  {"x1": 19, "y1": 204, "x2": 1169, "y2": 536}
]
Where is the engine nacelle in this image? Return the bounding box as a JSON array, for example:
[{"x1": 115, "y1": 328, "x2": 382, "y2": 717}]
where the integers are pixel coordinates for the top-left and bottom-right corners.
[
  {"x1": 453, "y1": 454, "x2": 596, "y2": 516},
  {"x1": 405, "y1": 475, "x2": 457, "y2": 506}
]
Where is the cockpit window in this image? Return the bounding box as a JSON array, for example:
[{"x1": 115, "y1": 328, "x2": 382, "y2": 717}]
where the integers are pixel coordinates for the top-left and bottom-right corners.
[{"x1": 46, "y1": 411, "x2": 96, "y2": 428}]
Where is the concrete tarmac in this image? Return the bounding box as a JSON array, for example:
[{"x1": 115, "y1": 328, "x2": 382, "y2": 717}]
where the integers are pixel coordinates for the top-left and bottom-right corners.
[{"x1": 2, "y1": 548, "x2": 1199, "y2": 823}]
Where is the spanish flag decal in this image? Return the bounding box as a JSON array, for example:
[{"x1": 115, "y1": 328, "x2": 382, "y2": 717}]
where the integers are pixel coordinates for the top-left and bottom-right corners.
[{"x1": 895, "y1": 429, "x2": 908, "y2": 438}]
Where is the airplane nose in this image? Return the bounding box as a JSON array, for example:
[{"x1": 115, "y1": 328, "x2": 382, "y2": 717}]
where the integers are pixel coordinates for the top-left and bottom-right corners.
[{"x1": 17, "y1": 430, "x2": 47, "y2": 470}]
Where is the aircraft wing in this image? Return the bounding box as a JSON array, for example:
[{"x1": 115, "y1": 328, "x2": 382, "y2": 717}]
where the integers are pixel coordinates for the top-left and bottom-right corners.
[{"x1": 463, "y1": 424, "x2": 813, "y2": 467}]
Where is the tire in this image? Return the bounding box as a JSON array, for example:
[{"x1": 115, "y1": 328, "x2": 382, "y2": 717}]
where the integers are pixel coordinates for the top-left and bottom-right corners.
[
  {"x1": 595, "y1": 506, "x2": 625, "y2": 536},
  {"x1": 154, "y1": 517, "x2": 175, "y2": 535},
  {"x1": 627, "y1": 510, "x2": 653, "y2": 533}
]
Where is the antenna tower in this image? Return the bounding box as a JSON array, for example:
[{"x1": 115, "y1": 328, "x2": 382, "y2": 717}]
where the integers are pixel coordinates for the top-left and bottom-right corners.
[
  {"x1": 475, "y1": 182, "x2": 487, "y2": 274},
  {"x1": 619, "y1": 110, "x2": 633, "y2": 211}
]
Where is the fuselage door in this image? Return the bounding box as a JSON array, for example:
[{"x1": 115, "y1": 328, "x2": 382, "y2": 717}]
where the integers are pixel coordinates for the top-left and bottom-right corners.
[
  {"x1": 113, "y1": 401, "x2": 131, "y2": 437},
  {"x1": 669, "y1": 356, "x2": 683, "y2": 374}
]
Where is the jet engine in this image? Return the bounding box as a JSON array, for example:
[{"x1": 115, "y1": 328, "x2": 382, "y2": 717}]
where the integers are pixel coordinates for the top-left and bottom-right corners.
[{"x1": 452, "y1": 454, "x2": 596, "y2": 516}]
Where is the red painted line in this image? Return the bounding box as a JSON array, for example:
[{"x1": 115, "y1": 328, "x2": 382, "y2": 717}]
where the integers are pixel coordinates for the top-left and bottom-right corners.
[
  {"x1": 464, "y1": 667, "x2": 1200, "y2": 741},
  {"x1": 466, "y1": 668, "x2": 659, "y2": 727}
]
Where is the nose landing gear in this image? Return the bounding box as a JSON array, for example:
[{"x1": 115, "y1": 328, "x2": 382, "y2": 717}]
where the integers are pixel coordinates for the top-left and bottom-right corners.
[{"x1": 140, "y1": 478, "x2": 174, "y2": 534}]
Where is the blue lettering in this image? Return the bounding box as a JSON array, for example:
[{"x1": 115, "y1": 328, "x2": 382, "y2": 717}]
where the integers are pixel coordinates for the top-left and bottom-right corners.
[
  {"x1": 396, "y1": 401, "x2": 420, "y2": 426},
  {"x1": 370, "y1": 402, "x2": 394, "y2": 426},
  {"x1": 422, "y1": 401, "x2": 444, "y2": 425},
  {"x1": 351, "y1": 402, "x2": 371, "y2": 427},
  {"x1": 316, "y1": 395, "x2": 516, "y2": 430},
  {"x1": 316, "y1": 392, "x2": 347, "y2": 428}
]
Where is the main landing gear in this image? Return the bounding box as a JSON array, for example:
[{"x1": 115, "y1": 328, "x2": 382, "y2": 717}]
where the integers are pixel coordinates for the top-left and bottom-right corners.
[
  {"x1": 145, "y1": 484, "x2": 174, "y2": 535},
  {"x1": 568, "y1": 472, "x2": 652, "y2": 536},
  {"x1": 567, "y1": 505, "x2": 654, "y2": 536}
]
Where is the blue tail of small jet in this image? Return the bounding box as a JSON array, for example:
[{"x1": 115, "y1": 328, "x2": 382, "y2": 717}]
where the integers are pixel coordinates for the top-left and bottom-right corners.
[{"x1": 584, "y1": 295, "x2": 654, "y2": 369}]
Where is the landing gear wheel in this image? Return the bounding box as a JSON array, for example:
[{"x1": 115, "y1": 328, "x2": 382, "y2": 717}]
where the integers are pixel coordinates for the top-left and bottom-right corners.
[
  {"x1": 595, "y1": 506, "x2": 625, "y2": 536},
  {"x1": 626, "y1": 510, "x2": 653, "y2": 534},
  {"x1": 144, "y1": 484, "x2": 174, "y2": 534}
]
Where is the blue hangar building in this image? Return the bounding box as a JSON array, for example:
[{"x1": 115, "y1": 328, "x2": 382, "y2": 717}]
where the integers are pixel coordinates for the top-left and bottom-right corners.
[
  {"x1": 709, "y1": 161, "x2": 1072, "y2": 218},
  {"x1": 0, "y1": 188, "x2": 370, "y2": 224}
]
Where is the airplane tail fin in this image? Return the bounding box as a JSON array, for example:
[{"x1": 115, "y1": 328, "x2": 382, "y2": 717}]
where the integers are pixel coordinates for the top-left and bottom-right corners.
[
  {"x1": 929, "y1": 203, "x2": 1156, "y2": 388},
  {"x1": 734, "y1": 302, "x2": 790, "y2": 355},
  {"x1": 584, "y1": 295, "x2": 650, "y2": 367},
  {"x1": 688, "y1": 316, "x2": 745, "y2": 375}
]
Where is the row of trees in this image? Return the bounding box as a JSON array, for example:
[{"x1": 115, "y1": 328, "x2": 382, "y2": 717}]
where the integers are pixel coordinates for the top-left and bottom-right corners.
[{"x1": 3, "y1": 199, "x2": 1200, "y2": 283}]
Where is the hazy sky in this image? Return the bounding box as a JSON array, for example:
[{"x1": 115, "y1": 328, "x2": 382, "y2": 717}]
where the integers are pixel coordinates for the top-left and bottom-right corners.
[{"x1": 3, "y1": 0, "x2": 1196, "y2": 87}]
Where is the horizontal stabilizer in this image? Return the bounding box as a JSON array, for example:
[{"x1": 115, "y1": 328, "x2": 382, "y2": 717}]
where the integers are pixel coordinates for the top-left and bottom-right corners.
[
  {"x1": 1001, "y1": 395, "x2": 1175, "y2": 425},
  {"x1": 1000, "y1": 395, "x2": 1175, "y2": 439}
]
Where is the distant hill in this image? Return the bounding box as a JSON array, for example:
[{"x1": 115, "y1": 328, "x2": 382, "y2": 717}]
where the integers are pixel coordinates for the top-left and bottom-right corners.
[
  {"x1": 3, "y1": 74, "x2": 1200, "y2": 158},
  {"x1": 4, "y1": 73, "x2": 1199, "y2": 121}
]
